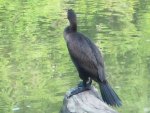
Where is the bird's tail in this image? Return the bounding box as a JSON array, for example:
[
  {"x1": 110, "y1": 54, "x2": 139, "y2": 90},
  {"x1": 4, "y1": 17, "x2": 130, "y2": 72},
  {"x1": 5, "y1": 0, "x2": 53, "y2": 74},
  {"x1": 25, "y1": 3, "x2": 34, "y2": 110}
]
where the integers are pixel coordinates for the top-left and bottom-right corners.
[{"x1": 99, "y1": 81, "x2": 122, "y2": 107}]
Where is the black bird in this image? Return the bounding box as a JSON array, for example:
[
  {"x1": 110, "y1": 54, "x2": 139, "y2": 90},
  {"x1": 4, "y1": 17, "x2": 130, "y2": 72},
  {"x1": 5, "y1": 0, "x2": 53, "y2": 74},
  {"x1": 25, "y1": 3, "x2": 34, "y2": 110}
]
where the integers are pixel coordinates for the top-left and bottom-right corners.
[{"x1": 64, "y1": 9, "x2": 122, "y2": 107}]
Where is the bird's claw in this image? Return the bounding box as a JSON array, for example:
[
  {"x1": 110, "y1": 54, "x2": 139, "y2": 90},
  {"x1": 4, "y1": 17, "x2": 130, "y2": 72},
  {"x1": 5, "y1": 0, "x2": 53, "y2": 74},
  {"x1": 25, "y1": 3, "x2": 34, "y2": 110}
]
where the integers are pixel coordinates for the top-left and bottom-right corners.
[{"x1": 67, "y1": 82, "x2": 91, "y2": 98}]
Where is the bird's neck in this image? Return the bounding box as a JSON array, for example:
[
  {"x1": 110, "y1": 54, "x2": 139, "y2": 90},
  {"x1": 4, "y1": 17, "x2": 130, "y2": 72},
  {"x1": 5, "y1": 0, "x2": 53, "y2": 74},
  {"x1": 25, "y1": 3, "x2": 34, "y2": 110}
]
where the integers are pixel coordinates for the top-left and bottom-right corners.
[
  {"x1": 69, "y1": 22, "x2": 77, "y2": 32},
  {"x1": 64, "y1": 25, "x2": 77, "y2": 42}
]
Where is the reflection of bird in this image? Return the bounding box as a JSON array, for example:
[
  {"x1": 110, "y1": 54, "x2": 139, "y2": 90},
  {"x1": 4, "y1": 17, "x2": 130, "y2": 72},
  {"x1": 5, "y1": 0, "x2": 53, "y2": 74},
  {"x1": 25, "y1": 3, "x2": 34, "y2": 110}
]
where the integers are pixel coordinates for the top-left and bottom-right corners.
[{"x1": 64, "y1": 9, "x2": 122, "y2": 107}]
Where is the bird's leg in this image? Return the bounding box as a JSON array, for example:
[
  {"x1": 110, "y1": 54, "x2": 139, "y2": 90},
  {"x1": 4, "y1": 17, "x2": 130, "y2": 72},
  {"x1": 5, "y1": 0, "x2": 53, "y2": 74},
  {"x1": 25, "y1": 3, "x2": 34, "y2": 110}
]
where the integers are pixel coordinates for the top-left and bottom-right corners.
[
  {"x1": 78, "y1": 77, "x2": 92, "y2": 87},
  {"x1": 67, "y1": 78, "x2": 92, "y2": 98}
]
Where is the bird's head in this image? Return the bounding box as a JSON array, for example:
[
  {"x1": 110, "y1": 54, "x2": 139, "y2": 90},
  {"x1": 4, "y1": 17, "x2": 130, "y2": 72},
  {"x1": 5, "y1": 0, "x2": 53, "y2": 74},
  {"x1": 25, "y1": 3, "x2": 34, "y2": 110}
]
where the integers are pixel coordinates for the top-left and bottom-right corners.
[{"x1": 67, "y1": 9, "x2": 77, "y2": 25}]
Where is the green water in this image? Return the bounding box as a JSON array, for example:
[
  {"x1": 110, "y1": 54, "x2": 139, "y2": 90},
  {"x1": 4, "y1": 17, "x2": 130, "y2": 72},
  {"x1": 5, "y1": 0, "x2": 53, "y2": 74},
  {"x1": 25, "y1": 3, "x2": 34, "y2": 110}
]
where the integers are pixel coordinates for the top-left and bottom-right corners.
[{"x1": 0, "y1": 0, "x2": 150, "y2": 113}]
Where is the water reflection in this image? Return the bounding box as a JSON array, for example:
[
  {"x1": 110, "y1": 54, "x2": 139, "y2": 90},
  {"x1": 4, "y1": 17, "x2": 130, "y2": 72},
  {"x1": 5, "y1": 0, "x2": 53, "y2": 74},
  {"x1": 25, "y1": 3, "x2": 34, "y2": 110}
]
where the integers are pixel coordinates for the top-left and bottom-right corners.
[{"x1": 0, "y1": 0, "x2": 150, "y2": 113}]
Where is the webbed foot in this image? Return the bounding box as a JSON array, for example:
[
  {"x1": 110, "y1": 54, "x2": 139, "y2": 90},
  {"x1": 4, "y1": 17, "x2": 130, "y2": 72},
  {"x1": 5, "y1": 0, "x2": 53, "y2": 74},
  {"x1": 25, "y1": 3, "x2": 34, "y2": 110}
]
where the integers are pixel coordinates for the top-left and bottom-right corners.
[{"x1": 67, "y1": 80, "x2": 92, "y2": 98}]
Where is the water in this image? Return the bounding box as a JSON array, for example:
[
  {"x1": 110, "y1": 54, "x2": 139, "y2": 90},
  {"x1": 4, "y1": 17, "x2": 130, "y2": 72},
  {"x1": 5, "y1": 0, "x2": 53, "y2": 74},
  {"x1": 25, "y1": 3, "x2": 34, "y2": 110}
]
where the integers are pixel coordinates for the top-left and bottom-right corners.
[{"x1": 0, "y1": 0, "x2": 150, "y2": 113}]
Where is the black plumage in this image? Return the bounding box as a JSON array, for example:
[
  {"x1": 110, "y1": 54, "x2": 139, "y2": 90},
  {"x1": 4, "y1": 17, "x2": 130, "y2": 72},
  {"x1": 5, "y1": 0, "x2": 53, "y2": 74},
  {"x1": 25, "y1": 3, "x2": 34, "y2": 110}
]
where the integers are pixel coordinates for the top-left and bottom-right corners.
[{"x1": 64, "y1": 9, "x2": 122, "y2": 107}]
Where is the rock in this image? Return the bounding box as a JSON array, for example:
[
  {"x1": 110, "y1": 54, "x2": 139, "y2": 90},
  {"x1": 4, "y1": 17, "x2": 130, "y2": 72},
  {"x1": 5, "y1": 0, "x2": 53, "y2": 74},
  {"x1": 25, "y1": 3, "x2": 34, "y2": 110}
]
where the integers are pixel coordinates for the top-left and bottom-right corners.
[{"x1": 60, "y1": 86, "x2": 118, "y2": 113}]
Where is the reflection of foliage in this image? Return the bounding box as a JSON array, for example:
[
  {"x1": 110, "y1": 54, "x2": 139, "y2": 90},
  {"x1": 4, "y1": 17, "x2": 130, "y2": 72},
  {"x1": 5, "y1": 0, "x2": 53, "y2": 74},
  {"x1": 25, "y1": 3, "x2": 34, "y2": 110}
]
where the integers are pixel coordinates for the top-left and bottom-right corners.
[
  {"x1": 0, "y1": 0, "x2": 150, "y2": 113},
  {"x1": 0, "y1": 0, "x2": 73, "y2": 113}
]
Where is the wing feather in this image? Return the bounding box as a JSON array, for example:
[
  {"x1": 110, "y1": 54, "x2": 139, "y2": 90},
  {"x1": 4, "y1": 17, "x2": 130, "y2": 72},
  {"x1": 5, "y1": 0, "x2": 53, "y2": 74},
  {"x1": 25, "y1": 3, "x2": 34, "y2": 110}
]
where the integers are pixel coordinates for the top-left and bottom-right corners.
[{"x1": 67, "y1": 33, "x2": 105, "y2": 81}]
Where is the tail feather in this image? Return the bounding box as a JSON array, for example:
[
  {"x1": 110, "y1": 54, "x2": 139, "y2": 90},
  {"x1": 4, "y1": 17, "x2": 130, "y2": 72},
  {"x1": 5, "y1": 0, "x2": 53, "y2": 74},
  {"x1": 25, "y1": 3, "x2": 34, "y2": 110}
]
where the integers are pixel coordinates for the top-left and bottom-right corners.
[{"x1": 99, "y1": 82, "x2": 122, "y2": 107}]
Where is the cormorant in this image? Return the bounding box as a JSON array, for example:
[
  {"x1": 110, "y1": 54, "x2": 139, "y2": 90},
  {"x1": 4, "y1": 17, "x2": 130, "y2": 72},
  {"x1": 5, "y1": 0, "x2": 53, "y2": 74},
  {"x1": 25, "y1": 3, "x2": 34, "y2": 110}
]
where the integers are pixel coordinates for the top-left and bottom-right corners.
[{"x1": 64, "y1": 9, "x2": 122, "y2": 107}]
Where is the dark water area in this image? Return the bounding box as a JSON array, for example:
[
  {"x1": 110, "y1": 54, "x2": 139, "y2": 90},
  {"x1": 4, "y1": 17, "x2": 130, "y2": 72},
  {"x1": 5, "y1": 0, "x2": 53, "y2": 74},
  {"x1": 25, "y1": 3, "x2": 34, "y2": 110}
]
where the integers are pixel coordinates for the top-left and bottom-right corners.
[{"x1": 0, "y1": 0, "x2": 150, "y2": 113}]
